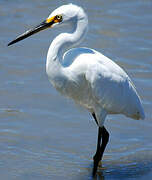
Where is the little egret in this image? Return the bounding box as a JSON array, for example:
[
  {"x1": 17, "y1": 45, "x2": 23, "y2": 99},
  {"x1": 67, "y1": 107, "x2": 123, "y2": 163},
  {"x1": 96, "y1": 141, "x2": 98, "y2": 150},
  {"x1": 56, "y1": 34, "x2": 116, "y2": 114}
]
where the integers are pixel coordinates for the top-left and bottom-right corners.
[{"x1": 8, "y1": 4, "x2": 145, "y2": 176}]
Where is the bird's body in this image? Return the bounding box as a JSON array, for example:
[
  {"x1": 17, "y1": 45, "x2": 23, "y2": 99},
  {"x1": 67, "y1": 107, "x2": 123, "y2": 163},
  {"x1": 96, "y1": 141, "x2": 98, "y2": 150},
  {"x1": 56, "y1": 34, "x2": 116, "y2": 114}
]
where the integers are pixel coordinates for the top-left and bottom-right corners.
[
  {"x1": 8, "y1": 3, "x2": 145, "y2": 176},
  {"x1": 47, "y1": 46, "x2": 144, "y2": 126},
  {"x1": 45, "y1": 4, "x2": 145, "y2": 127}
]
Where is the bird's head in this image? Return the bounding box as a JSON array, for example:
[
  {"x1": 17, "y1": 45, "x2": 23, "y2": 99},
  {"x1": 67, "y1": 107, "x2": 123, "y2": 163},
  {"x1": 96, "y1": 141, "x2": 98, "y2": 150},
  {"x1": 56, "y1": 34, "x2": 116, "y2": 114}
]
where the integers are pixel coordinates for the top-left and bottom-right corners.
[{"x1": 8, "y1": 4, "x2": 87, "y2": 46}]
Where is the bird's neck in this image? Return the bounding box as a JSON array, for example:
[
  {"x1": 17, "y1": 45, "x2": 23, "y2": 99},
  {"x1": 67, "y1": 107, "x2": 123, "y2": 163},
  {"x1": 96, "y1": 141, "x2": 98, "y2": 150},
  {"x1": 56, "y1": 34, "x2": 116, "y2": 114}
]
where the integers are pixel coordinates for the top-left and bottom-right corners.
[{"x1": 46, "y1": 16, "x2": 88, "y2": 71}]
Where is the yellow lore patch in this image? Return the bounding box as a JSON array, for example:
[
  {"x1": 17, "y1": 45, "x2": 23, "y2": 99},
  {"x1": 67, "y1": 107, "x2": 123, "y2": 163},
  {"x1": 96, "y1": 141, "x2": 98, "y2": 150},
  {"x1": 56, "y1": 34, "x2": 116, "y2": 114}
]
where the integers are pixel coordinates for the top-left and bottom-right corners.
[
  {"x1": 46, "y1": 15, "x2": 62, "y2": 24},
  {"x1": 46, "y1": 16, "x2": 55, "y2": 23}
]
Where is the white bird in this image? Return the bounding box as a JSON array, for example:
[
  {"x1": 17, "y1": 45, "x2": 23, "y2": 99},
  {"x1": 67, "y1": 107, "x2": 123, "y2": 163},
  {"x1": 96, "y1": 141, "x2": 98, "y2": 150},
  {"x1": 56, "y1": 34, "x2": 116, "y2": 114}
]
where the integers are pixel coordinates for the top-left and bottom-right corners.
[{"x1": 8, "y1": 4, "x2": 145, "y2": 176}]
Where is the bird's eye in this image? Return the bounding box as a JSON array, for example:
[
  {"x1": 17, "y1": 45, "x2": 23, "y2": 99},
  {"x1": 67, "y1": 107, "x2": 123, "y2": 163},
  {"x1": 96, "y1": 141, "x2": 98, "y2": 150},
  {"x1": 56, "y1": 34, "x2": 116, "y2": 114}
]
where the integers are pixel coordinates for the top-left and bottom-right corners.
[{"x1": 55, "y1": 15, "x2": 62, "y2": 22}]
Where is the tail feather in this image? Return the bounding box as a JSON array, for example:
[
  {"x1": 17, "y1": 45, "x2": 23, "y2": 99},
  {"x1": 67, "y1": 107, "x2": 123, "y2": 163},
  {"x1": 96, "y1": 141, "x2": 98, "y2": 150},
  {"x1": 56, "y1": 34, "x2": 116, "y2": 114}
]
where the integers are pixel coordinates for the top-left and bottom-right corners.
[{"x1": 127, "y1": 79, "x2": 145, "y2": 120}]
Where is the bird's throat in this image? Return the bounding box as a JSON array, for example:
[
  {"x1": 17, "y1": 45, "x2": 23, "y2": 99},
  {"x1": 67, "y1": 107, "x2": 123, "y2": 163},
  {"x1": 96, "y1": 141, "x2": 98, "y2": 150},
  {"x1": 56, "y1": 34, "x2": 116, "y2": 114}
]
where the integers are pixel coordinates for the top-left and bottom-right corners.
[{"x1": 46, "y1": 17, "x2": 88, "y2": 70}]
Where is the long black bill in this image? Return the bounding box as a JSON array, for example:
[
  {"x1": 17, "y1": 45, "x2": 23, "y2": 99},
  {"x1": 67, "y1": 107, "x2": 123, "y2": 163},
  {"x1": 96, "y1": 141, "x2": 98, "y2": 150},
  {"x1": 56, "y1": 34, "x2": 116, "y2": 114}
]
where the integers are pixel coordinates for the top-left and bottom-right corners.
[{"x1": 8, "y1": 20, "x2": 54, "y2": 46}]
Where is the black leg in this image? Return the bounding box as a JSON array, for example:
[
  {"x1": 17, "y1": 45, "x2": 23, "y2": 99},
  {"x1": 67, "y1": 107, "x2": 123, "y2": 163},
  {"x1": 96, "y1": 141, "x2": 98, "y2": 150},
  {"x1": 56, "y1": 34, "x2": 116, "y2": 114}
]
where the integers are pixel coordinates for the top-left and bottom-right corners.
[
  {"x1": 93, "y1": 126, "x2": 102, "y2": 161},
  {"x1": 92, "y1": 114, "x2": 109, "y2": 177},
  {"x1": 92, "y1": 112, "x2": 98, "y2": 126},
  {"x1": 92, "y1": 113, "x2": 101, "y2": 160}
]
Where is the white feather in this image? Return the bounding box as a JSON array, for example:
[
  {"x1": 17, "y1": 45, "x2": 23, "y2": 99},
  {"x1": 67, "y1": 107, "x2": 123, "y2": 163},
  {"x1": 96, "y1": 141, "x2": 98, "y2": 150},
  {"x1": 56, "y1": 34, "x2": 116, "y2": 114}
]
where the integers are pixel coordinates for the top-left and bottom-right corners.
[{"x1": 46, "y1": 4, "x2": 145, "y2": 127}]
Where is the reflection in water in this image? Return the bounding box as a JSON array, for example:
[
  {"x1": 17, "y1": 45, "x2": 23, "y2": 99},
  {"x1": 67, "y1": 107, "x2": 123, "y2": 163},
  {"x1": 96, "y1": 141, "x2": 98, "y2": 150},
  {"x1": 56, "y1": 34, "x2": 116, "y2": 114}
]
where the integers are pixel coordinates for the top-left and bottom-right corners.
[
  {"x1": 89, "y1": 160, "x2": 152, "y2": 180},
  {"x1": 94, "y1": 165, "x2": 105, "y2": 180}
]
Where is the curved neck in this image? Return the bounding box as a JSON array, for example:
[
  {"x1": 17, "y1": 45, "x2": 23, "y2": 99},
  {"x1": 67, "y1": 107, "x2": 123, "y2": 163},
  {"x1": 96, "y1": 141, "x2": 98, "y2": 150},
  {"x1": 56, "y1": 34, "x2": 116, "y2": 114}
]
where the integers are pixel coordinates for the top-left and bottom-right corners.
[{"x1": 46, "y1": 16, "x2": 88, "y2": 70}]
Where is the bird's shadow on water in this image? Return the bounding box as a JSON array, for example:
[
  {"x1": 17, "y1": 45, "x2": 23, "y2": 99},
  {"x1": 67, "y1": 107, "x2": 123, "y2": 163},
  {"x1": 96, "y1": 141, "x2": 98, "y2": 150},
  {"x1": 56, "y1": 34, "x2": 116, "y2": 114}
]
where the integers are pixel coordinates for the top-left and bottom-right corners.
[{"x1": 86, "y1": 161, "x2": 152, "y2": 180}]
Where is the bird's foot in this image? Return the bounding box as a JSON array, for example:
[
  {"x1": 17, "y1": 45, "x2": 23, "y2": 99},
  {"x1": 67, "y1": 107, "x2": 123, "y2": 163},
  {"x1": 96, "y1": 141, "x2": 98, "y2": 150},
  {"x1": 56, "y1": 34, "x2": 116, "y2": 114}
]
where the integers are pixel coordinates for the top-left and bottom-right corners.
[
  {"x1": 92, "y1": 159, "x2": 100, "y2": 177},
  {"x1": 93, "y1": 156, "x2": 102, "y2": 166},
  {"x1": 98, "y1": 160, "x2": 102, "y2": 167},
  {"x1": 92, "y1": 154, "x2": 101, "y2": 177}
]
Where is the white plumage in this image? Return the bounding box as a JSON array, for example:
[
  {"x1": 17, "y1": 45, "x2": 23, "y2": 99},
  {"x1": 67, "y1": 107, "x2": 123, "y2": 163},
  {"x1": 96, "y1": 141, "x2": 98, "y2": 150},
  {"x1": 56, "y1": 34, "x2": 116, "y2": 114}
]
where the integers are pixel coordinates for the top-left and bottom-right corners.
[
  {"x1": 8, "y1": 3, "x2": 145, "y2": 176},
  {"x1": 46, "y1": 4, "x2": 145, "y2": 127}
]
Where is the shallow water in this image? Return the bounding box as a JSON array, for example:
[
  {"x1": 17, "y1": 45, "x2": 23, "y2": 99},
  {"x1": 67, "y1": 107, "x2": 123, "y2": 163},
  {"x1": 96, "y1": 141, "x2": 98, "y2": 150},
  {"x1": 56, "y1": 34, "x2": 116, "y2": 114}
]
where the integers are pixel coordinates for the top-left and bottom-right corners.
[{"x1": 1, "y1": 0, "x2": 152, "y2": 179}]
